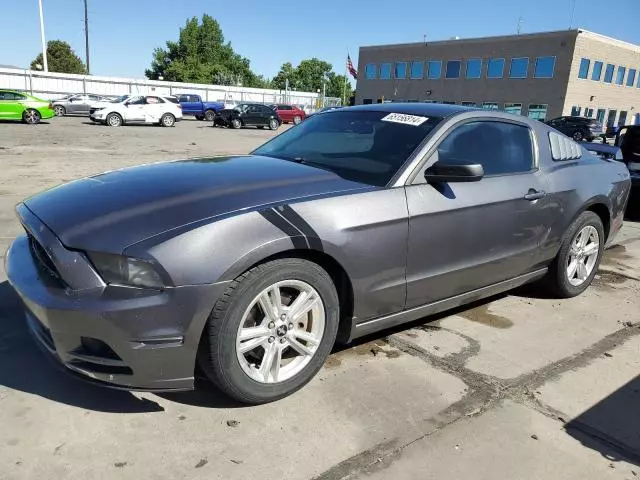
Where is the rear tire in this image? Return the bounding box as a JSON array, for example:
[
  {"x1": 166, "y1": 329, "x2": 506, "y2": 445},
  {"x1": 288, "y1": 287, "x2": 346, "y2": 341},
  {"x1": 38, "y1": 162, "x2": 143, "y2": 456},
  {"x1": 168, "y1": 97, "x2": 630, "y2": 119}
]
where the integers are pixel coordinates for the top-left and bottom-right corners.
[
  {"x1": 160, "y1": 113, "x2": 176, "y2": 127},
  {"x1": 572, "y1": 130, "x2": 585, "y2": 142},
  {"x1": 106, "y1": 112, "x2": 123, "y2": 127},
  {"x1": 544, "y1": 211, "x2": 604, "y2": 298},
  {"x1": 22, "y1": 109, "x2": 41, "y2": 124},
  {"x1": 54, "y1": 105, "x2": 66, "y2": 116},
  {"x1": 204, "y1": 109, "x2": 216, "y2": 121},
  {"x1": 199, "y1": 258, "x2": 339, "y2": 404}
]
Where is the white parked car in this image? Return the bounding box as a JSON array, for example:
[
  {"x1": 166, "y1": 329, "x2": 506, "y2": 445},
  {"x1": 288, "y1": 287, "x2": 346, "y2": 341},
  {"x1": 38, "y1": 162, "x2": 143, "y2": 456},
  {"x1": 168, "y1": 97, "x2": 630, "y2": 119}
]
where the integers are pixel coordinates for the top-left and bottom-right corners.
[{"x1": 90, "y1": 94, "x2": 183, "y2": 127}]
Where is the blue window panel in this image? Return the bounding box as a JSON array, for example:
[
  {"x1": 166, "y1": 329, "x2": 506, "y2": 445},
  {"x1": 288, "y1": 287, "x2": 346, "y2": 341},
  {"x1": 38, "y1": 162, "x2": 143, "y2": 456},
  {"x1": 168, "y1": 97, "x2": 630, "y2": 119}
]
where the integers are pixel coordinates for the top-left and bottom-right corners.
[
  {"x1": 604, "y1": 64, "x2": 615, "y2": 83},
  {"x1": 626, "y1": 68, "x2": 636, "y2": 86},
  {"x1": 504, "y1": 103, "x2": 522, "y2": 115},
  {"x1": 380, "y1": 63, "x2": 391, "y2": 80},
  {"x1": 395, "y1": 62, "x2": 407, "y2": 79},
  {"x1": 487, "y1": 58, "x2": 505, "y2": 78},
  {"x1": 578, "y1": 58, "x2": 590, "y2": 79},
  {"x1": 410, "y1": 61, "x2": 423, "y2": 79},
  {"x1": 427, "y1": 60, "x2": 442, "y2": 79},
  {"x1": 466, "y1": 59, "x2": 482, "y2": 78},
  {"x1": 528, "y1": 104, "x2": 548, "y2": 120},
  {"x1": 591, "y1": 61, "x2": 603, "y2": 81},
  {"x1": 509, "y1": 58, "x2": 529, "y2": 78},
  {"x1": 445, "y1": 60, "x2": 461, "y2": 79},
  {"x1": 365, "y1": 63, "x2": 377, "y2": 80},
  {"x1": 534, "y1": 56, "x2": 555, "y2": 78},
  {"x1": 615, "y1": 66, "x2": 626, "y2": 85}
]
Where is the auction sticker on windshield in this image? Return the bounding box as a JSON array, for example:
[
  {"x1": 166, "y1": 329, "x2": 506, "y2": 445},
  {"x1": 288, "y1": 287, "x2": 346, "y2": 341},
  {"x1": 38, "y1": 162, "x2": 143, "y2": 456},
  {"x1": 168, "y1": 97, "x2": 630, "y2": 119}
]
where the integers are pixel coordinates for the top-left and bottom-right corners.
[{"x1": 381, "y1": 113, "x2": 429, "y2": 126}]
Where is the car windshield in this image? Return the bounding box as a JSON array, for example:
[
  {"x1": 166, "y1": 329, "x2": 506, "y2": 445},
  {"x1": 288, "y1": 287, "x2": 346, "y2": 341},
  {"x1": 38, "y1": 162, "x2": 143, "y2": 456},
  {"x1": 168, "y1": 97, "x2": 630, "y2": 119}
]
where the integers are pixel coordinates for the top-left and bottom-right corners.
[
  {"x1": 110, "y1": 95, "x2": 129, "y2": 103},
  {"x1": 252, "y1": 110, "x2": 442, "y2": 186}
]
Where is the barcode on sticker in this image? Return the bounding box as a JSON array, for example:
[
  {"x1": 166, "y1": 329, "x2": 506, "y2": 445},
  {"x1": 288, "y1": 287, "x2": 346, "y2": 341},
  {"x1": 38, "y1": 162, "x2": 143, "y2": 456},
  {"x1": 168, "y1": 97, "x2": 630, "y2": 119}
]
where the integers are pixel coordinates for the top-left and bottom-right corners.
[{"x1": 381, "y1": 113, "x2": 428, "y2": 126}]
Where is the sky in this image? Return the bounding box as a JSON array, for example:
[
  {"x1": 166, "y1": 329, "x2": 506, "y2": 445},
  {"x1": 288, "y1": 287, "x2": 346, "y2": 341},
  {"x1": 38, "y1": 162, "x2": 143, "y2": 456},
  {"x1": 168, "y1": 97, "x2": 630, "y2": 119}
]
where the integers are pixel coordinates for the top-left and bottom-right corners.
[{"x1": 2, "y1": 0, "x2": 639, "y2": 85}]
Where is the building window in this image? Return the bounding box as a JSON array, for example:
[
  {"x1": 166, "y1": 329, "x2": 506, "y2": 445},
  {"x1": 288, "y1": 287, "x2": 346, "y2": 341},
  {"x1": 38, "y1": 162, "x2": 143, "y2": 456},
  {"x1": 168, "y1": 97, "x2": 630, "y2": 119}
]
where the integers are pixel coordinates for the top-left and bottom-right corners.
[
  {"x1": 585, "y1": 108, "x2": 594, "y2": 118},
  {"x1": 606, "y1": 110, "x2": 617, "y2": 127},
  {"x1": 380, "y1": 63, "x2": 391, "y2": 80},
  {"x1": 534, "y1": 56, "x2": 555, "y2": 78},
  {"x1": 365, "y1": 63, "x2": 377, "y2": 80},
  {"x1": 528, "y1": 104, "x2": 548, "y2": 120},
  {"x1": 487, "y1": 59, "x2": 505, "y2": 78},
  {"x1": 509, "y1": 58, "x2": 529, "y2": 78},
  {"x1": 627, "y1": 69, "x2": 636, "y2": 87},
  {"x1": 619, "y1": 111, "x2": 628, "y2": 126},
  {"x1": 578, "y1": 58, "x2": 590, "y2": 79},
  {"x1": 482, "y1": 102, "x2": 499, "y2": 110},
  {"x1": 603, "y1": 64, "x2": 615, "y2": 83},
  {"x1": 427, "y1": 60, "x2": 442, "y2": 79},
  {"x1": 440, "y1": 101, "x2": 456, "y2": 104},
  {"x1": 504, "y1": 103, "x2": 522, "y2": 115},
  {"x1": 461, "y1": 101, "x2": 477, "y2": 107},
  {"x1": 591, "y1": 61, "x2": 603, "y2": 81},
  {"x1": 615, "y1": 66, "x2": 626, "y2": 85},
  {"x1": 466, "y1": 59, "x2": 482, "y2": 79},
  {"x1": 596, "y1": 109, "x2": 606, "y2": 123},
  {"x1": 410, "y1": 61, "x2": 423, "y2": 79},
  {"x1": 362, "y1": 98, "x2": 373, "y2": 105},
  {"x1": 445, "y1": 60, "x2": 461, "y2": 79},
  {"x1": 571, "y1": 106, "x2": 582, "y2": 116},
  {"x1": 395, "y1": 62, "x2": 407, "y2": 79}
]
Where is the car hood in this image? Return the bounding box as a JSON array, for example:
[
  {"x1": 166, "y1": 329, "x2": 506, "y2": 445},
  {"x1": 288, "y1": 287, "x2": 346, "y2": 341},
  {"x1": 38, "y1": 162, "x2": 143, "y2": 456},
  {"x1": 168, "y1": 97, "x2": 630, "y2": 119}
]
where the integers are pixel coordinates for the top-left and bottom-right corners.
[{"x1": 23, "y1": 155, "x2": 371, "y2": 253}]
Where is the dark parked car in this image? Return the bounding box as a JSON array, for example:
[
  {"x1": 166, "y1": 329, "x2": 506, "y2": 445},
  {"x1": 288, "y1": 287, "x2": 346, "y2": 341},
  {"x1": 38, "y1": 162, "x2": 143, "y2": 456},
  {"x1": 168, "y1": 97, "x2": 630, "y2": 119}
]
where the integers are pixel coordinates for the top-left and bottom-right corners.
[
  {"x1": 616, "y1": 125, "x2": 640, "y2": 189},
  {"x1": 546, "y1": 116, "x2": 603, "y2": 141},
  {"x1": 583, "y1": 142, "x2": 623, "y2": 161},
  {"x1": 6, "y1": 104, "x2": 631, "y2": 404},
  {"x1": 214, "y1": 103, "x2": 281, "y2": 130},
  {"x1": 175, "y1": 94, "x2": 224, "y2": 121},
  {"x1": 269, "y1": 104, "x2": 306, "y2": 124}
]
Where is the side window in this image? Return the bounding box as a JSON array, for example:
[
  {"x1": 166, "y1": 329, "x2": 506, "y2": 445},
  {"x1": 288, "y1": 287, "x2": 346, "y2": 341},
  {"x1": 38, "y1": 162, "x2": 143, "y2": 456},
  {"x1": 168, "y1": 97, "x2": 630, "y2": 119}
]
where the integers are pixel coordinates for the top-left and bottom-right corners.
[
  {"x1": 437, "y1": 121, "x2": 534, "y2": 176},
  {"x1": 88, "y1": 94, "x2": 101, "y2": 101},
  {"x1": 0, "y1": 92, "x2": 6, "y2": 100},
  {"x1": 280, "y1": 105, "x2": 292, "y2": 111},
  {"x1": 127, "y1": 96, "x2": 145, "y2": 105},
  {"x1": 260, "y1": 105, "x2": 273, "y2": 114}
]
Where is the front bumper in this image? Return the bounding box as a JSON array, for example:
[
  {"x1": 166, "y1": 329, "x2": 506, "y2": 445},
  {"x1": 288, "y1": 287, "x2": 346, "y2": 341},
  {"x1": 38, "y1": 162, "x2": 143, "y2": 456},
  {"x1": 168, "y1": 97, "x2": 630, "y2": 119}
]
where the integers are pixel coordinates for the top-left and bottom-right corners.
[{"x1": 5, "y1": 208, "x2": 227, "y2": 392}]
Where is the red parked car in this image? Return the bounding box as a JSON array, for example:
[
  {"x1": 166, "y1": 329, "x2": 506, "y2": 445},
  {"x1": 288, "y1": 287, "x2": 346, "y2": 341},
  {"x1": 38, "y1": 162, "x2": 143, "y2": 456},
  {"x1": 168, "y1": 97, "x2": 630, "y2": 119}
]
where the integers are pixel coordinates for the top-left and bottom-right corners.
[{"x1": 269, "y1": 104, "x2": 306, "y2": 125}]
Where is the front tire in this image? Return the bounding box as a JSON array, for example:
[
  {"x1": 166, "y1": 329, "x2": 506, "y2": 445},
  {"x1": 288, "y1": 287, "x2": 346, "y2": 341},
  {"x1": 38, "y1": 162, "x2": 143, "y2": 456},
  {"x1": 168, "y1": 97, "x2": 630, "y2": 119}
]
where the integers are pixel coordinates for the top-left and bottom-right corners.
[
  {"x1": 268, "y1": 118, "x2": 279, "y2": 130},
  {"x1": 54, "y1": 105, "x2": 66, "y2": 116},
  {"x1": 231, "y1": 118, "x2": 242, "y2": 129},
  {"x1": 572, "y1": 130, "x2": 585, "y2": 142},
  {"x1": 106, "y1": 112, "x2": 123, "y2": 127},
  {"x1": 545, "y1": 211, "x2": 604, "y2": 298},
  {"x1": 199, "y1": 258, "x2": 339, "y2": 404},
  {"x1": 160, "y1": 113, "x2": 176, "y2": 127},
  {"x1": 293, "y1": 115, "x2": 302, "y2": 125},
  {"x1": 22, "y1": 109, "x2": 41, "y2": 124}
]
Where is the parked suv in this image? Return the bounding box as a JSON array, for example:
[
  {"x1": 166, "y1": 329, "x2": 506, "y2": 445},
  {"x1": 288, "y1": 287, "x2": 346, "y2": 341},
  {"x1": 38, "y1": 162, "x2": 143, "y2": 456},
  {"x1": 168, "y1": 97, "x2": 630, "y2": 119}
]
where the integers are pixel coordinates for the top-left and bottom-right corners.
[
  {"x1": 546, "y1": 116, "x2": 603, "y2": 142},
  {"x1": 269, "y1": 104, "x2": 306, "y2": 125},
  {"x1": 52, "y1": 93, "x2": 111, "y2": 116}
]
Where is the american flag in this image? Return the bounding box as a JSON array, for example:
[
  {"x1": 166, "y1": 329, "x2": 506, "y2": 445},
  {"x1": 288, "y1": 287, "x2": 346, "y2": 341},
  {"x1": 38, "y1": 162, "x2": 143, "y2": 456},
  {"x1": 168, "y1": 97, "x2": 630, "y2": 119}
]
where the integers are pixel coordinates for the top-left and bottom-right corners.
[{"x1": 347, "y1": 55, "x2": 358, "y2": 79}]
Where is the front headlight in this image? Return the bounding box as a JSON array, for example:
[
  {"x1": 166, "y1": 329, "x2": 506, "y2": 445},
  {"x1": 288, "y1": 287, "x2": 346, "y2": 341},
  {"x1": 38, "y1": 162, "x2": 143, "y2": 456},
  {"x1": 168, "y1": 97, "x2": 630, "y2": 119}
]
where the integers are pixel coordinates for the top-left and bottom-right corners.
[{"x1": 88, "y1": 252, "x2": 164, "y2": 289}]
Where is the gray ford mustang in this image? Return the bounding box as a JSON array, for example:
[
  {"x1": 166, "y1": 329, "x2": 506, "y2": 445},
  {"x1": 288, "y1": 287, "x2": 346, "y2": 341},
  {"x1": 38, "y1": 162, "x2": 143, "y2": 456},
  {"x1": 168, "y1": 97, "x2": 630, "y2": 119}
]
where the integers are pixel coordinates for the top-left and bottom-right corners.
[{"x1": 5, "y1": 104, "x2": 631, "y2": 404}]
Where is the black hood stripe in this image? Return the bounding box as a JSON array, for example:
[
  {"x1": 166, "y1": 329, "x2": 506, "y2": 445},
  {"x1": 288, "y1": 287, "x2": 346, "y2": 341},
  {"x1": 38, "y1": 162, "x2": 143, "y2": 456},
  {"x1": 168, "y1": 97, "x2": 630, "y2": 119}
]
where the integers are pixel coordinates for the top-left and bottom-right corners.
[
  {"x1": 278, "y1": 205, "x2": 324, "y2": 252},
  {"x1": 259, "y1": 209, "x2": 308, "y2": 249}
]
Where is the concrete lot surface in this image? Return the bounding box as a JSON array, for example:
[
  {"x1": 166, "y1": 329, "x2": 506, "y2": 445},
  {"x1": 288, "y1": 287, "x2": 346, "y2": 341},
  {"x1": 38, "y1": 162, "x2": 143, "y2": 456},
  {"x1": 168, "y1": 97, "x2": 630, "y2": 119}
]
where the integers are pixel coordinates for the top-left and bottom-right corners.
[{"x1": 0, "y1": 117, "x2": 639, "y2": 479}]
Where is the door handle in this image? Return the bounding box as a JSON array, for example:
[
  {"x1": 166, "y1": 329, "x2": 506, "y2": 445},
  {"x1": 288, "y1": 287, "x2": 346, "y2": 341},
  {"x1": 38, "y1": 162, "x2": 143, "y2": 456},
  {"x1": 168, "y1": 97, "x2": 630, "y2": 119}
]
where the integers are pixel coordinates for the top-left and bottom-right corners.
[{"x1": 524, "y1": 189, "x2": 546, "y2": 201}]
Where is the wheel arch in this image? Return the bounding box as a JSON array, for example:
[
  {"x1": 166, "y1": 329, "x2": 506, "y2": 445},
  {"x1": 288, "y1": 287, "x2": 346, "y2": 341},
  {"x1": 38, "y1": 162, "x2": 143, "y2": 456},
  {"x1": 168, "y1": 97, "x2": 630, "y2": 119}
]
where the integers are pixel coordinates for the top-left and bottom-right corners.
[{"x1": 584, "y1": 201, "x2": 611, "y2": 241}]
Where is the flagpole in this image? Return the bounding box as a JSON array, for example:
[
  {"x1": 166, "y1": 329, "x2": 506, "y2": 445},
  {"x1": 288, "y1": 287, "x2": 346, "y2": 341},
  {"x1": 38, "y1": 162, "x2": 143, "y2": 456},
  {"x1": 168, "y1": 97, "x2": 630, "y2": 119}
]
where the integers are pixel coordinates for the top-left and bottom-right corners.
[{"x1": 343, "y1": 52, "x2": 348, "y2": 106}]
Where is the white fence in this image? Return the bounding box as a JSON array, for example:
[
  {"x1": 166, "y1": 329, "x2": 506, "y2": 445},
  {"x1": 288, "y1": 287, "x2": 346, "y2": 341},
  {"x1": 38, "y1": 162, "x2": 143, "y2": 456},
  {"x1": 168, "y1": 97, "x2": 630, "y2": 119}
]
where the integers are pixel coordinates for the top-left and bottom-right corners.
[{"x1": 0, "y1": 67, "x2": 342, "y2": 109}]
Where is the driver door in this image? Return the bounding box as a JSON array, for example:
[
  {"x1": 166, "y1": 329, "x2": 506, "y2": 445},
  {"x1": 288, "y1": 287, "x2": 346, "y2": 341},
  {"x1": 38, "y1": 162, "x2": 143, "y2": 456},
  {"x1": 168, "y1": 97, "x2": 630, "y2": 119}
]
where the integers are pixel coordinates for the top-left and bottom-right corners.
[
  {"x1": 404, "y1": 119, "x2": 551, "y2": 308},
  {"x1": 124, "y1": 96, "x2": 146, "y2": 122}
]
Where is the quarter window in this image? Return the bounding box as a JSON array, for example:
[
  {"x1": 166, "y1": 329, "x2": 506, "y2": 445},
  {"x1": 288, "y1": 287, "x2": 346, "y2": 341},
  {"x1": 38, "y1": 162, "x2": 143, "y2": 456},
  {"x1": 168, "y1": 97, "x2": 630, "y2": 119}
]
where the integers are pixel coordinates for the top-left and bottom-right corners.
[
  {"x1": 427, "y1": 60, "x2": 442, "y2": 79},
  {"x1": 365, "y1": 63, "x2": 377, "y2": 79},
  {"x1": 578, "y1": 58, "x2": 590, "y2": 79},
  {"x1": 627, "y1": 69, "x2": 636, "y2": 87},
  {"x1": 445, "y1": 60, "x2": 461, "y2": 79},
  {"x1": 466, "y1": 59, "x2": 482, "y2": 78},
  {"x1": 487, "y1": 59, "x2": 505, "y2": 78},
  {"x1": 395, "y1": 62, "x2": 407, "y2": 79},
  {"x1": 437, "y1": 121, "x2": 534, "y2": 175},
  {"x1": 509, "y1": 58, "x2": 529, "y2": 78},
  {"x1": 380, "y1": 63, "x2": 391, "y2": 79},
  {"x1": 615, "y1": 66, "x2": 626, "y2": 85},
  {"x1": 534, "y1": 56, "x2": 555, "y2": 78},
  {"x1": 504, "y1": 103, "x2": 522, "y2": 115},
  {"x1": 527, "y1": 104, "x2": 548, "y2": 120},
  {"x1": 591, "y1": 61, "x2": 603, "y2": 81},
  {"x1": 604, "y1": 64, "x2": 615, "y2": 83}
]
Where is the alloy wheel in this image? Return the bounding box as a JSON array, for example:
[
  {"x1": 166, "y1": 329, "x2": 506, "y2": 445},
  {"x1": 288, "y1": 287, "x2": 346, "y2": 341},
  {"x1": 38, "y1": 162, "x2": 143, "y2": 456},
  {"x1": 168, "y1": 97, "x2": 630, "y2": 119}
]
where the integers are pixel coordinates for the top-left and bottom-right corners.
[
  {"x1": 236, "y1": 280, "x2": 325, "y2": 384},
  {"x1": 54, "y1": 106, "x2": 65, "y2": 116},
  {"x1": 566, "y1": 225, "x2": 599, "y2": 286}
]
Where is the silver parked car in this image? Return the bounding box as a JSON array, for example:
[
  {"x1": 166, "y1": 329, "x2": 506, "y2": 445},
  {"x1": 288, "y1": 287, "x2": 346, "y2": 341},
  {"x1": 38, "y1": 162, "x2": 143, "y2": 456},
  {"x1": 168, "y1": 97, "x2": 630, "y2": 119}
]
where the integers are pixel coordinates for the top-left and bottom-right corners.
[
  {"x1": 52, "y1": 93, "x2": 110, "y2": 116},
  {"x1": 5, "y1": 104, "x2": 631, "y2": 404}
]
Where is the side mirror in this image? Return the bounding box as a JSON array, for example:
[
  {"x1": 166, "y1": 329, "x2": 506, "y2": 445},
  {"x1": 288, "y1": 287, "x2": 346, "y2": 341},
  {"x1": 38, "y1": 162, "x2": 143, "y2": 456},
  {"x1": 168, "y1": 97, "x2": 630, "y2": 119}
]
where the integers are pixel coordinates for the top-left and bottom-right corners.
[{"x1": 424, "y1": 162, "x2": 484, "y2": 183}]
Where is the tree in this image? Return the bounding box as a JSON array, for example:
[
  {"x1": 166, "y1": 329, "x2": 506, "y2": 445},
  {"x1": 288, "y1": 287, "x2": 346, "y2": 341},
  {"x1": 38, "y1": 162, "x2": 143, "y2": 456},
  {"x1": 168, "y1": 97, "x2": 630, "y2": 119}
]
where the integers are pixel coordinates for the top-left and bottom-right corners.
[
  {"x1": 30, "y1": 40, "x2": 87, "y2": 74},
  {"x1": 146, "y1": 14, "x2": 264, "y2": 87},
  {"x1": 271, "y1": 62, "x2": 297, "y2": 90},
  {"x1": 271, "y1": 59, "x2": 353, "y2": 103},
  {"x1": 325, "y1": 72, "x2": 354, "y2": 101}
]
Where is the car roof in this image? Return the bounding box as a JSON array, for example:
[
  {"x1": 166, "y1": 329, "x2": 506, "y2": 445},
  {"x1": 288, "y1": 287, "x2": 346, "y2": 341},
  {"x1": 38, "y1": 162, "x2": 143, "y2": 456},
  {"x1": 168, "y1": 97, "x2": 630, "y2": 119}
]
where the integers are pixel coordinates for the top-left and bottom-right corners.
[{"x1": 347, "y1": 102, "x2": 473, "y2": 118}]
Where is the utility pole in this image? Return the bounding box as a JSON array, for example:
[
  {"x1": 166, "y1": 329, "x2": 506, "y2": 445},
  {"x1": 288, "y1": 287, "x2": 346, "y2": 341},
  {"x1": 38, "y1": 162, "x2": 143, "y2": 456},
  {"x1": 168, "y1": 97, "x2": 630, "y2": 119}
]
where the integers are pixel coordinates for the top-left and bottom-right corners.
[
  {"x1": 38, "y1": 0, "x2": 48, "y2": 71},
  {"x1": 84, "y1": 0, "x2": 90, "y2": 73},
  {"x1": 517, "y1": 16, "x2": 523, "y2": 35}
]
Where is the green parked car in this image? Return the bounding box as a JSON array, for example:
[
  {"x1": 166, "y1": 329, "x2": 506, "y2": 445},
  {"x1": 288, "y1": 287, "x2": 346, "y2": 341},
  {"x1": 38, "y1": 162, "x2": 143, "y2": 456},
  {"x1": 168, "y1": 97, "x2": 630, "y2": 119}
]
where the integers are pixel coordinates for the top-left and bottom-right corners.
[{"x1": 0, "y1": 90, "x2": 54, "y2": 124}]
